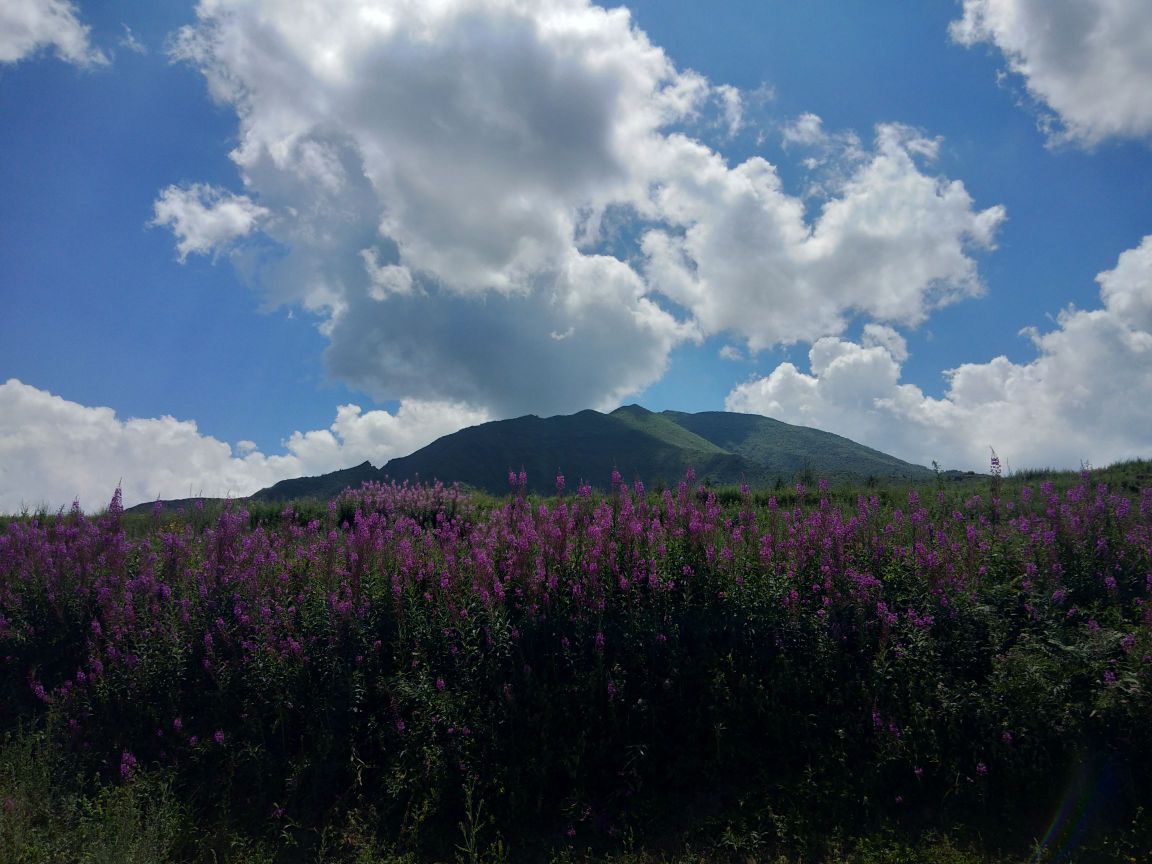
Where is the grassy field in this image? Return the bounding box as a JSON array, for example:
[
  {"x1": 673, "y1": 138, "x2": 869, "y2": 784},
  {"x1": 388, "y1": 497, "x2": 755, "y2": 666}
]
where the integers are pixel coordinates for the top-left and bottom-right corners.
[{"x1": 2, "y1": 461, "x2": 1151, "y2": 862}]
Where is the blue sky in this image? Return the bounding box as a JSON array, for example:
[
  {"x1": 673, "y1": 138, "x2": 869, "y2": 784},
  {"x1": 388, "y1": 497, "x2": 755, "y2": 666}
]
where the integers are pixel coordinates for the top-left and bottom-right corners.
[{"x1": 2, "y1": 0, "x2": 1152, "y2": 511}]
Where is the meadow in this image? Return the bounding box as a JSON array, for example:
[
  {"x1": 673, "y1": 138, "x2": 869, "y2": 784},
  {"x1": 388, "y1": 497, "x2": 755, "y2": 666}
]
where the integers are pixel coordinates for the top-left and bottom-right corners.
[{"x1": 2, "y1": 461, "x2": 1151, "y2": 863}]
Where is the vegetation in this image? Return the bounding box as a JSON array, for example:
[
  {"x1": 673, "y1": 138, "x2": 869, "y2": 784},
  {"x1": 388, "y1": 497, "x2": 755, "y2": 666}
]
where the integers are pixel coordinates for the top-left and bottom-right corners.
[{"x1": 3, "y1": 459, "x2": 1152, "y2": 862}]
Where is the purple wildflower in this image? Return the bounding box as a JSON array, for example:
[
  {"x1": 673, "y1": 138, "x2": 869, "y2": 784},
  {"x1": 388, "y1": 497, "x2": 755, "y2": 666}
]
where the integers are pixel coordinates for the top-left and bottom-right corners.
[{"x1": 119, "y1": 750, "x2": 137, "y2": 781}]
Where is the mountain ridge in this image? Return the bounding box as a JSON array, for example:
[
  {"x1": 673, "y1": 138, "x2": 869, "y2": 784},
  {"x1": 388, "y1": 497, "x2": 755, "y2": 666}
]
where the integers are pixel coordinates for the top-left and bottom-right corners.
[{"x1": 128, "y1": 407, "x2": 936, "y2": 512}]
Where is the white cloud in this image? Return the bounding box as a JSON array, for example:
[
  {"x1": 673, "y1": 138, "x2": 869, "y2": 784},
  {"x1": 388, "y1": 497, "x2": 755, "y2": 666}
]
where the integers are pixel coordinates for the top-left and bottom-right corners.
[
  {"x1": 159, "y1": 1, "x2": 1003, "y2": 417},
  {"x1": 0, "y1": 379, "x2": 488, "y2": 513},
  {"x1": 951, "y1": 0, "x2": 1152, "y2": 146},
  {"x1": 168, "y1": 0, "x2": 698, "y2": 294},
  {"x1": 279, "y1": 399, "x2": 489, "y2": 477},
  {"x1": 715, "y1": 84, "x2": 743, "y2": 137},
  {"x1": 641, "y1": 121, "x2": 1005, "y2": 350},
  {"x1": 0, "y1": 0, "x2": 106, "y2": 65},
  {"x1": 861, "y1": 323, "x2": 908, "y2": 363},
  {"x1": 726, "y1": 235, "x2": 1152, "y2": 472},
  {"x1": 118, "y1": 24, "x2": 146, "y2": 55},
  {"x1": 782, "y1": 112, "x2": 834, "y2": 148},
  {"x1": 152, "y1": 184, "x2": 269, "y2": 262},
  {"x1": 161, "y1": 0, "x2": 714, "y2": 415}
]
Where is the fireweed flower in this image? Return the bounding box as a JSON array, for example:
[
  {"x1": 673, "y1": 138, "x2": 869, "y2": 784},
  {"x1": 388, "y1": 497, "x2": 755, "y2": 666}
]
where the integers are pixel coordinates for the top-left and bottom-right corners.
[
  {"x1": 119, "y1": 751, "x2": 137, "y2": 781},
  {"x1": 3, "y1": 470, "x2": 1149, "y2": 841}
]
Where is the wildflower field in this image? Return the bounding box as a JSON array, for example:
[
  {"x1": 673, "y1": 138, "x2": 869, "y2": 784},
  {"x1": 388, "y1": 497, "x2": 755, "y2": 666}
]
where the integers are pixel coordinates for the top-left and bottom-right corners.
[{"x1": 2, "y1": 464, "x2": 1152, "y2": 862}]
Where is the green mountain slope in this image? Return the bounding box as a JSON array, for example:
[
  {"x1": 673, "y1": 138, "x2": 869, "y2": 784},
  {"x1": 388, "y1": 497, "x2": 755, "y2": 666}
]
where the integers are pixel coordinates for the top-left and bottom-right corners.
[
  {"x1": 375, "y1": 409, "x2": 747, "y2": 495},
  {"x1": 608, "y1": 405, "x2": 728, "y2": 454},
  {"x1": 662, "y1": 410, "x2": 934, "y2": 483}
]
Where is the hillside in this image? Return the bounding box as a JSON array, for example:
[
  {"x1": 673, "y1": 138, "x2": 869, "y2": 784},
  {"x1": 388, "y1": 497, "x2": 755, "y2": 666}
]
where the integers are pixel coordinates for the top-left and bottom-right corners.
[
  {"x1": 249, "y1": 460, "x2": 383, "y2": 504},
  {"x1": 663, "y1": 410, "x2": 934, "y2": 484},
  {"x1": 366, "y1": 405, "x2": 933, "y2": 496},
  {"x1": 126, "y1": 407, "x2": 937, "y2": 511},
  {"x1": 374, "y1": 407, "x2": 749, "y2": 495}
]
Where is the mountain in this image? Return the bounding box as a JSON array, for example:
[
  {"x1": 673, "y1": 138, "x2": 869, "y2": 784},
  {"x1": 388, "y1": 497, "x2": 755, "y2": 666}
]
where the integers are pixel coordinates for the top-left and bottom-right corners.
[
  {"x1": 661, "y1": 410, "x2": 930, "y2": 484},
  {"x1": 372, "y1": 405, "x2": 934, "y2": 494},
  {"x1": 125, "y1": 407, "x2": 935, "y2": 512},
  {"x1": 372, "y1": 407, "x2": 752, "y2": 496},
  {"x1": 249, "y1": 460, "x2": 383, "y2": 504}
]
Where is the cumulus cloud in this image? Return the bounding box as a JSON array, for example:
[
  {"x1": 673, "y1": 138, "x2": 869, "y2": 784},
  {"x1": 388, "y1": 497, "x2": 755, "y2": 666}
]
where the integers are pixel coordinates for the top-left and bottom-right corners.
[
  {"x1": 726, "y1": 235, "x2": 1152, "y2": 472},
  {"x1": 159, "y1": 0, "x2": 715, "y2": 413},
  {"x1": 861, "y1": 323, "x2": 908, "y2": 364},
  {"x1": 279, "y1": 399, "x2": 490, "y2": 478},
  {"x1": 0, "y1": 379, "x2": 489, "y2": 513},
  {"x1": 157, "y1": 0, "x2": 1002, "y2": 416},
  {"x1": 782, "y1": 112, "x2": 829, "y2": 148},
  {"x1": 0, "y1": 0, "x2": 106, "y2": 65},
  {"x1": 152, "y1": 184, "x2": 269, "y2": 262},
  {"x1": 324, "y1": 250, "x2": 690, "y2": 416},
  {"x1": 951, "y1": 0, "x2": 1152, "y2": 145},
  {"x1": 642, "y1": 122, "x2": 1005, "y2": 350}
]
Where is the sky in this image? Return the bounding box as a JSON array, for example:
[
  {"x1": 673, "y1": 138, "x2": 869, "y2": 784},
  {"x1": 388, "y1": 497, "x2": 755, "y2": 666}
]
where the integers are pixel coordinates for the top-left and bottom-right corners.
[{"x1": 2, "y1": 0, "x2": 1152, "y2": 513}]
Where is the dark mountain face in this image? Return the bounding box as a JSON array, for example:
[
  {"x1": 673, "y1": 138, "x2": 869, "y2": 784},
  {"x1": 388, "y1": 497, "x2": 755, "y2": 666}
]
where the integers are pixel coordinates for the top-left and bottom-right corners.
[
  {"x1": 127, "y1": 408, "x2": 934, "y2": 511},
  {"x1": 364, "y1": 406, "x2": 932, "y2": 497},
  {"x1": 375, "y1": 407, "x2": 752, "y2": 496},
  {"x1": 249, "y1": 461, "x2": 384, "y2": 503}
]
